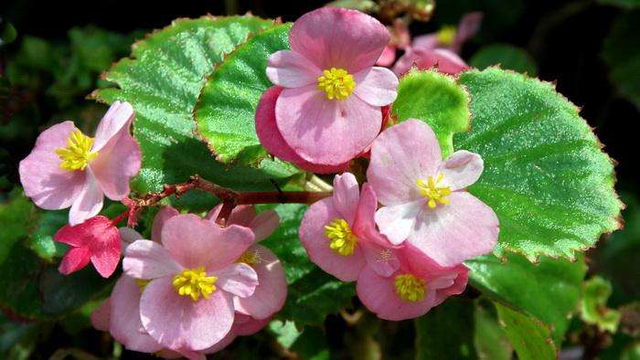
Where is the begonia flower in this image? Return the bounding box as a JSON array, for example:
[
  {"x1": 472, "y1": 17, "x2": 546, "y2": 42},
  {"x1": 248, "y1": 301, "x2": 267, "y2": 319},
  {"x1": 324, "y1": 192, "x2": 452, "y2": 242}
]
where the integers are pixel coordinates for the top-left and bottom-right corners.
[
  {"x1": 299, "y1": 172, "x2": 400, "y2": 282},
  {"x1": 54, "y1": 215, "x2": 121, "y2": 277},
  {"x1": 367, "y1": 120, "x2": 499, "y2": 267},
  {"x1": 122, "y1": 213, "x2": 258, "y2": 351},
  {"x1": 19, "y1": 101, "x2": 141, "y2": 225},
  {"x1": 357, "y1": 243, "x2": 468, "y2": 320},
  {"x1": 376, "y1": 19, "x2": 411, "y2": 67},
  {"x1": 264, "y1": 7, "x2": 399, "y2": 166}
]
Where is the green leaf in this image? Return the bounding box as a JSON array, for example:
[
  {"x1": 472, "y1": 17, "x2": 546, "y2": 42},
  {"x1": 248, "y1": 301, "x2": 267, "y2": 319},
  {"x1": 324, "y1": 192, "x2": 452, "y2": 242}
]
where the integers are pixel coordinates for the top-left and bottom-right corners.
[
  {"x1": 603, "y1": 11, "x2": 640, "y2": 109},
  {"x1": 456, "y1": 68, "x2": 622, "y2": 260},
  {"x1": 92, "y1": 16, "x2": 299, "y2": 210},
  {"x1": 467, "y1": 252, "x2": 585, "y2": 343},
  {"x1": 598, "y1": 0, "x2": 640, "y2": 9},
  {"x1": 581, "y1": 276, "x2": 621, "y2": 333},
  {"x1": 0, "y1": 189, "x2": 36, "y2": 264},
  {"x1": 470, "y1": 44, "x2": 537, "y2": 76},
  {"x1": 261, "y1": 204, "x2": 355, "y2": 325},
  {"x1": 415, "y1": 298, "x2": 477, "y2": 359},
  {"x1": 392, "y1": 70, "x2": 471, "y2": 157},
  {"x1": 28, "y1": 209, "x2": 68, "y2": 260},
  {"x1": 195, "y1": 24, "x2": 293, "y2": 166},
  {"x1": 495, "y1": 303, "x2": 556, "y2": 360},
  {"x1": 474, "y1": 303, "x2": 513, "y2": 360}
]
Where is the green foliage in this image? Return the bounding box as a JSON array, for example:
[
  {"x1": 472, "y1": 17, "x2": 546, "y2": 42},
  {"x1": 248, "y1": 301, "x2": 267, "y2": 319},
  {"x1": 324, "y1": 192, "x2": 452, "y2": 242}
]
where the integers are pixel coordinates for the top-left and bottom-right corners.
[
  {"x1": 93, "y1": 16, "x2": 300, "y2": 211},
  {"x1": 470, "y1": 44, "x2": 537, "y2": 76},
  {"x1": 581, "y1": 276, "x2": 621, "y2": 333},
  {"x1": 392, "y1": 70, "x2": 471, "y2": 157},
  {"x1": 261, "y1": 204, "x2": 355, "y2": 325},
  {"x1": 495, "y1": 303, "x2": 556, "y2": 360},
  {"x1": 195, "y1": 24, "x2": 294, "y2": 167},
  {"x1": 457, "y1": 68, "x2": 622, "y2": 261},
  {"x1": 603, "y1": 11, "x2": 640, "y2": 109},
  {"x1": 0, "y1": 188, "x2": 35, "y2": 263},
  {"x1": 598, "y1": 0, "x2": 640, "y2": 8},
  {"x1": 474, "y1": 304, "x2": 513, "y2": 360}
]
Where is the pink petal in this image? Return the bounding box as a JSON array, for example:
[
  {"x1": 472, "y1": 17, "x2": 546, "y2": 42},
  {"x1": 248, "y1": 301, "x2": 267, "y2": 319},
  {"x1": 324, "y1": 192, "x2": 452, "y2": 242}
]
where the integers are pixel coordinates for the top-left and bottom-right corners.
[
  {"x1": 332, "y1": 173, "x2": 360, "y2": 224},
  {"x1": 161, "y1": 214, "x2": 255, "y2": 271},
  {"x1": 375, "y1": 200, "x2": 423, "y2": 245},
  {"x1": 367, "y1": 119, "x2": 442, "y2": 206},
  {"x1": 92, "y1": 101, "x2": 135, "y2": 152},
  {"x1": 408, "y1": 192, "x2": 499, "y2": 267},
  {"x1": 19, "y1": 121, "x2": 85, "y2": 210},
  {"x1": 266, "y1": 50, "x2": 321, "y2": 88},
  {"x1": 453, "y1": 12, "x2": 483, "y2": 53},
  {"x1": 234, "y1": 245, "x2": 287, "y2": 319},
  {"x1": 353, "y1": 67, "x2": 399, "y2": 106},
  {"x1": 352, "y1": 183, "x2": 394, "y2": 248},
  {"x1": 124, "y1": 240, "x2": 183, "y2": 280},
  {"x1": 201, "y1": 331, "x2": 237, "y2": 355},
  {"x1": 276, "y1": 85, "x2": 381, "y2": 165},
  {"x1": 152, "y1": 206, "x2": 180, "y2": 243},
  {"x1": 361, "y1": 241, "x2": 400, "y2": 277},
  {"x1": 89, "y1": 224, "x2": 122, "y2": 278},
  {"x1": 140, "y1": 277, "x2": 235, "y2": 351},
  {"x1": 58, "y1": 247, "x2": 92, "y2": 275},
  {"x1": 119, "y1": 227, "x2": 143, "y2": 252},
  {"x1": 248, "y1": 210, "x2": 280, "y2": 242},
  {"x1": 90, "y1": 298, "x2": 111, "y2": 332},
  {"x1": 289, "y1": 7, "x2": 389, "y2": 73},
  {"x1": 232, "y1": 313, "x2": 271, "y2": 336},
  {"x1": 110, "y1": 275, "x2": 163, "y2": 353},
  {"x1": 438, "y1": 150, "x2": 483, "y2": 191},
  {"x1": 393, "y1": 48, "x2": 469, "y2": 76},
  {"x1": 299, "y1": 198, "x2": 366, "y2": 282},
  {"x1": 412, "y1": 34, "x2": 439, "y2": 50},
  {"x1": 69, "y1": 168, "x2": 104, "y2": 225},
  {"x1": 255, "y1": 86, "x2": 349, "y2": 173},
  {"x1": 206, "y1": 205, "x2": 255, "y2": 227},
  {"x1": 90, "y1": 121, "x2": 141, "y2": 200},
  {"x1": 215, "y1": 263, "x2": 259, "y2": 298},
  {"x1": 356, "y1": 266, "x2": 437, "y2": 321},
  {"x1": 376, "y1": 44, "x2": 397, "y2": 66}
]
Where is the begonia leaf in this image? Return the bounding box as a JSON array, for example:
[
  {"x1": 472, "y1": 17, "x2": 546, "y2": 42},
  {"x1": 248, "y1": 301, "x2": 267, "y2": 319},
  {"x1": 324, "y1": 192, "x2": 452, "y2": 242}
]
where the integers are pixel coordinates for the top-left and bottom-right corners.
[
  {"x1": 581, "y1": 276, "x2": 621, "y2": 333},
  {"x1": 603, "y1": 11, "x2": 640, "y2": 109},
  {"x1": 494, "y1": 303, "x2": 557, "y2": 360},
  {"x1": 470, "y1": 44, "x2": 537, "y2": 76}
]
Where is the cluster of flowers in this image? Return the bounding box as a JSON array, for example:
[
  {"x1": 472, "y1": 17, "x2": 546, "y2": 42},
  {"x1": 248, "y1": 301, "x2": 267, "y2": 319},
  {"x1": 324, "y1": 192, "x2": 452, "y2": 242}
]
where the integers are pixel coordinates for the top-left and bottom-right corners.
[{"x1": 17, "y1": 6, "x2": 498, "y2": 358}]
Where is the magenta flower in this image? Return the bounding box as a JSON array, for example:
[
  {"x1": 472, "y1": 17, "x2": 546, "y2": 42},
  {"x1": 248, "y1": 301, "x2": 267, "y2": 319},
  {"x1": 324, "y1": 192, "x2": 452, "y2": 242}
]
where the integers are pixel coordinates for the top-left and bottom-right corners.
[
  {"x1": 53, "y1": 215, "x2": 121, "y2": 277},
  {"x1": 264, "y1": 7, "x2": 399, "y2": 166},
  {"x1": 357, "y1": 244, "x2": 469, "y2": 321},
  {"x1": 299, "y1": 172, "x2": 400, "y2": 282},
  {"x1": 122, "y1": 213, "x2": 258, "y2": 351},
  {"x1": 367, "y1": 120, "x2": 499, "y2": 267},
  {"x1": 19, "y1": 101, "x2": 141, "y2": 225}
]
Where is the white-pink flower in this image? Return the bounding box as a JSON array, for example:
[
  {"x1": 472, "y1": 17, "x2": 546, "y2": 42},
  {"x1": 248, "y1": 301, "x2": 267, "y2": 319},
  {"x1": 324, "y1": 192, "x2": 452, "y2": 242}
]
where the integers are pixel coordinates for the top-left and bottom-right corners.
[
  {"x1": 264, "y1": 7, "x2": 399, "y2": 166},
  {"x1": 19, "y1": 101, "x2": 141, "y2": 225},
  {"x1": 367, "y1": 120, "x2": 499, "y2": 267},
  {"x1": 299, "y1": 173, "x2": 400, "y2": 282}
]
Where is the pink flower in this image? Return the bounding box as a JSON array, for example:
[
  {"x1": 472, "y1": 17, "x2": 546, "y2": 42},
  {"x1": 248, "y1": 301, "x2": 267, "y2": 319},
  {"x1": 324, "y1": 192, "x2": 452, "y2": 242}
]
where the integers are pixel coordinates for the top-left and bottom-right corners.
[
  {"x1": 19, "y1": 101, "x2": 141, "y2": 225},
  {"x1": 264, "y1": 7, "x2": 399, "y2": 166},
  {"x1": 376, "y1": 19, "x2": 411, "y2": 67},
  {"x1": 392, "y1": 12, "x2": 482, "y2": 75},
  {"x1": 357, "y1": 243, "x2": 468, "y2": 321},
  {"x1": 122, "y1": 213, "x2": 258, "y2": 351},
  {"x1": 299, "y1": 172, "x2": 400, "y2": 282},
  {"x1": 53, "y1": 215, "x2": 121, "y2": 277},
  {"x1": 367, "y1": 120, "x2": 499, "y2": 267}
]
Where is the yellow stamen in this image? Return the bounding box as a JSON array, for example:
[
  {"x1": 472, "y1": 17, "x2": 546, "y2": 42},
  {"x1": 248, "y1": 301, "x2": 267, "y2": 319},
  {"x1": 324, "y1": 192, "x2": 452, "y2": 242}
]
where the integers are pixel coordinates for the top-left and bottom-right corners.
[
  {"x1": 324, "y1": 219, "x2": 358, "y2": 256},
  {"x1": 237, "y1": 249, "x2": 262, "y2": 265},
  {"x1": 416, "y1": 173, "x2": 452, "y2": 209},
  {"x1": 436, "y1": 25, "x2": 457, "y2": 47},
  {"x1": 55, "y1": 130, "x2": 98, "y2": 171},
  {"x1": 317, "y1": 67, "x2": 356, "y2": 100},
  {"x1": 172, "y1": 267, "x2": 217, "y2": 301},
  {"x1": 394, "y1": 274, "x2": 427, "y2": 302}
]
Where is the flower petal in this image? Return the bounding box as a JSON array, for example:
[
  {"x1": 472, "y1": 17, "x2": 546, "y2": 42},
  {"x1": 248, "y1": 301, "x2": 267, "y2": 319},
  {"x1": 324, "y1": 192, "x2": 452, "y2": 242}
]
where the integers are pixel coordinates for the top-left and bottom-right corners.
[
  {"x1": 249, "y1": 210, "x2": 280, "y2": 243},
  {"x1": 232, "y1": 314, "x2": 272, "y2": 336},
  {"x1": 266, "y1": 50, "x2": 321, "y2": 88},
  {"x1": 276, "y1": 85, "x2": 381, "y2": 165},
  {"x1": 110, "y1": 275, "x2": 163, "y2": 353},
  {"x1": 438, "y1": 150, "x2": 483, "y2": 191},
  {"x1": 124, "y1": 239, "x2": 182, "y2": 280},
  {"x1": 92, "y1": 101, "x2": 135, "y2": 152},
  {"x1": 206, "y1": 205, "x2": 255, "y2": 227},
  {"x1": 361, "y1": 242, "x2": 400, "y2": 277},
  {"x1": 353, "y1": 183, "x2": 394, "y2": 248},
  {"x1": 90, "y1": 298, "x2": 111, "y2": 332},
  {"x1": 408, "y1": 192, "x2": 499, "y2": 267},
  {"x1": 289, "y1": 7, "x2": 389, "y2": 73},
  {"x1": 393, "y1": 48, "x2": 469, "y2": 76},
  {"x1": 376, "y1": 44, "x2": 397, "y2": 66},
  {"x1": 89, "y1": 225, "x2": 122, "y2": 278},
  {"x1": 374, "y1": 200, "x2": 423, "y2": 245},
  {"x1": 412, "y1": 34, "x2": 439, "y2": 50},
  {"x1": 356, "y1": 266, "x2": 437, "y2": 321},
  {"x1": 332, "y1": 172, "x2": 360, "y2": 224},
  {"x1": 215, "y1": 263, "x2": 259, "y2": 298},
  {"x1": 140, "y1": 277, "x2": 234, "y2": 351},
  {"x1": 58, "y1": 247, "x2": 91, "y2": 275},
  {"x1": 161, "y1": 214, "x2": 255, "y2": 271},
  {"x1": 453, "y1": 12, "x2": 483, "y2": 53},
  {"x1": 367, "y1": 119, "x2": 442, "y2": 205},
  {"x1": 151, "y1": 206, "x2": 179, "y2": 243},
  {"x1": 255, "y1": 86, "x2": 349, "y2": 173},
  {"x1": 19, "y1": 121, "x2": 85, "y2": 210},
  {"x1": 120, "y1": 227, "x2": 143, "y2": 252},
  {"x1": 353, "y1": 67, "x2": 398, "y2": 107},
  {"x1": 234, "y1": 246, "x2": 287, "y2": 319},
  {"x1": 69, "y1": 168, "x2": 104, "y2": 225},
  {"x1": 299, "y1": 198, "x2": 366, "y2": 282}
]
